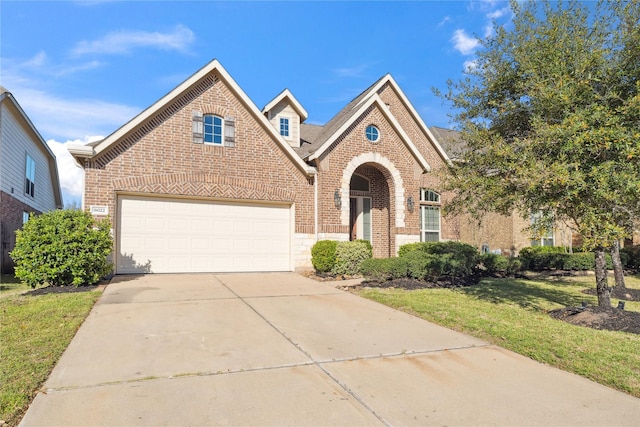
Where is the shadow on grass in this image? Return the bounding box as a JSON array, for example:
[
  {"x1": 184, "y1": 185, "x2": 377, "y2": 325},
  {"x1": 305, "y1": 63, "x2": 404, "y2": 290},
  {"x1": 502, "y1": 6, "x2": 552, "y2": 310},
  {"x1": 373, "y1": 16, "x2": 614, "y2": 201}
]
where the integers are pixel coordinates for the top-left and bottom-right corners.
[{"x1": 459, "y1": 277, "x2": 592, "y2": 311}]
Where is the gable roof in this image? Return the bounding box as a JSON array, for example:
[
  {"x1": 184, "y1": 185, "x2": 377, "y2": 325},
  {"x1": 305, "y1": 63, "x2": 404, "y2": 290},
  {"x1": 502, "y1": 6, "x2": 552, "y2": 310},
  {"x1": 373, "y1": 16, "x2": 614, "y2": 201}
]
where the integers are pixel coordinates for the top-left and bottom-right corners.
[
  {"x1": 0, "y1": 87, "x2": 63, "y2": 209},
  {"x1": 429, "y1": 126, "x2": 466, "y2": 161},
  {"x1": 297, "y1": 75, "x2": 451, "y2": 169},
  {"x1": 262, "y1": 88, "x2": 308, "y2": 121},
  {"x1": 68, "y1": 59, "x2": 317, "y2": 176}
]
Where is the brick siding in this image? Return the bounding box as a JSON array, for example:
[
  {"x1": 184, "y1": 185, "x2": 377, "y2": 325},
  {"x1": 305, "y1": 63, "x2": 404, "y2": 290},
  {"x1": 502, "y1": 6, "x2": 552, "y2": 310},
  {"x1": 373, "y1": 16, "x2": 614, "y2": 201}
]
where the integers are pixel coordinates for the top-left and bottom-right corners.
[{"x1": 0, "y1": 191, "x2": 40, "y2": 273}]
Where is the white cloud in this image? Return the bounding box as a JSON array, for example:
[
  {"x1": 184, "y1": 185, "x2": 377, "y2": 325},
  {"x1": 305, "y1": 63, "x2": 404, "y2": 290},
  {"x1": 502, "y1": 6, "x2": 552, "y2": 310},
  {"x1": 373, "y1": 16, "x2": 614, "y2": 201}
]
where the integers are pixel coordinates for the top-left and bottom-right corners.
[
  {"x1": 331, "y1": 63, "x2": 373, "y2": 79},
  {"x1": 487, "y1": 6, "x2": 511, "y2": 20},
  {"x1": 451, "y1": 29, "x2": 479, "y2": 55},
  {"x1": 72, "y1": 25, "x2": 195, "y2": 56},
  {"x1": 464, "y1": 59, "x2": 478, "y2": 72},
  {"x1": 46, "y1": 138, "x2": 92, "y2": 199},
  {"x1": 437, "y1": 16, "x2": 453, "y2": 27},
  {"x1": 12, "y1": 86, "x2": 139, "y2": 140}
]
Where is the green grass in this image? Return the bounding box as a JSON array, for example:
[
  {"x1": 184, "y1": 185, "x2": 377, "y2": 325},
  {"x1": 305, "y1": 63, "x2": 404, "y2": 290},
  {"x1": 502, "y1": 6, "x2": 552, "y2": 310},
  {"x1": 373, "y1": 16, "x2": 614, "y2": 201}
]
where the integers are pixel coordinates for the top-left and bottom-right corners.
[
  {"x1": 358, "y1": 273, "x2": 640, "y2": 398},
  {"x1": 0, "y1": 276, "x2": 100, "y2": 426}
]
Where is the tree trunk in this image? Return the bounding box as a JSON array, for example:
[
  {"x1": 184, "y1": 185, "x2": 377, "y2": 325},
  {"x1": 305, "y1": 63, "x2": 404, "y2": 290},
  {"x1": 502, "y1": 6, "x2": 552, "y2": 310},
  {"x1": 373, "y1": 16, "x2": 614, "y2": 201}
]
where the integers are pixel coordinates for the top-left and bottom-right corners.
[
  {"x1": 610, "y1": 240, "x2": 626, "y2": 290},
  {"x1": 594, "y1": 248, "x2": 611, "y2": 307}
]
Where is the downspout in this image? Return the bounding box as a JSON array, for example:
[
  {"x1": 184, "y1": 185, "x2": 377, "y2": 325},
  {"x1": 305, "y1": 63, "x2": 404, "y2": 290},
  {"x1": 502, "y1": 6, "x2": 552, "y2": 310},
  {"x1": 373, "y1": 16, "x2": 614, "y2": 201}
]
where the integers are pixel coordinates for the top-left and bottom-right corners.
[{"x1": 314, "y1": 172, "x2": 318, "y2": 242}]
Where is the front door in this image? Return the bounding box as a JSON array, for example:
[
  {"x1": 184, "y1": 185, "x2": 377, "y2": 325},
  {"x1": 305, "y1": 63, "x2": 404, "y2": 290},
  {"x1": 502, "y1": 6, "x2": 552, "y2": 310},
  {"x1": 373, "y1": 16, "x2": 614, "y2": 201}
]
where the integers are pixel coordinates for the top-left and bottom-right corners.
[{"x1": 349, "y1": 197, "x2": 371, "y2": 242}]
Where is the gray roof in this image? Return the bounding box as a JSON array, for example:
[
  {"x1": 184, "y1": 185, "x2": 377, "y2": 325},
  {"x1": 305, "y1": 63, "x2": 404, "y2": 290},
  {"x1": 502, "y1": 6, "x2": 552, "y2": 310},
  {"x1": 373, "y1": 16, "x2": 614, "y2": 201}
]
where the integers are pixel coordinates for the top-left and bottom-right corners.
[
  {"x1": 429, "y1": 126, "x2": 466, "y2": 160},
  {"x1": 295, "y1": 75, "x2": 388, "y2": 160}
]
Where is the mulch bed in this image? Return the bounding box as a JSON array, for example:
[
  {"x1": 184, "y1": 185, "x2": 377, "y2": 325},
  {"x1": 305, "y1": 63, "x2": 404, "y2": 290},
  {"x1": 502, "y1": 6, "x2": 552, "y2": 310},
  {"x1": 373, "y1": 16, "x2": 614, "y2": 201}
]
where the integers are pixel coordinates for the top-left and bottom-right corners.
[
  {"x1": 549, "y1": 306, "x2": 640, "y2": 335},
  {"x1": 342, "y1": 275, "x2": 640, "y2": 335}
]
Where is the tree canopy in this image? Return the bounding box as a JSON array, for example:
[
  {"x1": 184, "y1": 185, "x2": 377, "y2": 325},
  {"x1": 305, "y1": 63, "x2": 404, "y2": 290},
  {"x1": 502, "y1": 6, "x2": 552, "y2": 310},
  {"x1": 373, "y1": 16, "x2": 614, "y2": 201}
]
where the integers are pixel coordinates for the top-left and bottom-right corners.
[{"x1": 439, "y1": 0, "x2": 640, "y2": 306}]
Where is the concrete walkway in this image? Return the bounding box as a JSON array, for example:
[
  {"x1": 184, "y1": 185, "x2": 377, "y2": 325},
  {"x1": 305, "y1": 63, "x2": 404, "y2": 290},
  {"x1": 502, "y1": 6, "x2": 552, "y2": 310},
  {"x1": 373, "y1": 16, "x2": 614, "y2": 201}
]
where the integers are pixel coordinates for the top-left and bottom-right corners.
[{"x1": 20, "y1": 273, "x2": 640, "y2": 426}]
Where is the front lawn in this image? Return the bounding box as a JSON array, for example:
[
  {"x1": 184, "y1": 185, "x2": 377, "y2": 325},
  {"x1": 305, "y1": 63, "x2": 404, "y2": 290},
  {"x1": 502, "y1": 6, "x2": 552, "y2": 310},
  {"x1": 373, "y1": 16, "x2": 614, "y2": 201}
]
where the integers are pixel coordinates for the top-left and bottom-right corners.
[
  {"x1": 357, "y1": 274, "x2": 640, "y2": 398},
  {"x1": 0, "y1": 276, "x2": 101, "y2": 426}
]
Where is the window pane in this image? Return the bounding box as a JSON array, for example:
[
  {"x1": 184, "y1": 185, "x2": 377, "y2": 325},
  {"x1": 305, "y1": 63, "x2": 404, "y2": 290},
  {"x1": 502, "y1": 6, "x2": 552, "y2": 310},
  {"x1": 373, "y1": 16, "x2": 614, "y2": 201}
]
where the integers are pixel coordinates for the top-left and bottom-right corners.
[
  {"x1": 423, "y1": 232, "x2": 439, "y2": 242},
  {"x1": 350, "y1": 174, "x2": 370, "y2": 192},
  {"x1": 280, "y1": 118, "x2": 289, "y2": 137},
  {"x1": 420, "y1": 189, "x2": 440, "y2": 203},
  {"x1": 420, "y1": 205, "x2": 440, "y2": 242},
  {"x1": 204, "y1": 114, "x2": 223, "y2": 145},
  {"x1": 365, "y1": 125, "x2": 379, "y2": 142}
]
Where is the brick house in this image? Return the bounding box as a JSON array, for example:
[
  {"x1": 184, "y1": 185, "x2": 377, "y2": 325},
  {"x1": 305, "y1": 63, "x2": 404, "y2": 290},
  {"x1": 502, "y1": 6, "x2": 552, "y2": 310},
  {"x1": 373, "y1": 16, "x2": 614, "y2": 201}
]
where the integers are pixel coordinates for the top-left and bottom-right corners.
[
  {"x1": 0, "y1": 87, "x2": 63, "y2": 273},
  {"x1": 69, "y1": 59, "x2": 456, "y2": 274}
]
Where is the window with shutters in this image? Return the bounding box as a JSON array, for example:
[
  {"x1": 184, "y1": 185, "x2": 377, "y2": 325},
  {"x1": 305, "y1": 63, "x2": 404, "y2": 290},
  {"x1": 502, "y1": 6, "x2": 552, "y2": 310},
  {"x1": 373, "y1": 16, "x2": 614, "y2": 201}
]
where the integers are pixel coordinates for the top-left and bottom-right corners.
[
  {"x1": 193, "y1": 111, "x2": 235, "y2": 147},
  {"x1": 25, "y1": 154, "x2": 35, "y2": 198},
  {"x1": 420, "y1": 189, "x2": 440, "y2": 242},
  {"x1": 204, "y1": 114, "x2": 223, "y2": 145}
]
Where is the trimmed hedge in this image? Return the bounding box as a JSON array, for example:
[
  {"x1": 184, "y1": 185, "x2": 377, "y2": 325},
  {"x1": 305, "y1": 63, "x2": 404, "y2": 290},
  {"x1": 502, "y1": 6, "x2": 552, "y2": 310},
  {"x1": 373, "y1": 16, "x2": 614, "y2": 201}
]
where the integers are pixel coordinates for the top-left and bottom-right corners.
[
  {"x1": 621, "y1": 245, "x2": 640, "y2": 271},
  {"x1": 397, "y1": 242, "x2": 479, "y2": 277},
  {"x1": 311, "y1": 240, "x2": 373, "y2": 275},
  {"x1": 518, "y1": 246, "x2": 612, "y2": 271},
  {"x1": 332, "y1": 240, "x2": 373, "y2": 275},
  {"x1": 361, "y1": 241, "x2": 481, "y2": 284},
  {"x1": 479, "y1": 253, "x2": 522, "y2": 276},
  {"x1": 311, "y1": 240, "x2": 337, "y2": 273}
]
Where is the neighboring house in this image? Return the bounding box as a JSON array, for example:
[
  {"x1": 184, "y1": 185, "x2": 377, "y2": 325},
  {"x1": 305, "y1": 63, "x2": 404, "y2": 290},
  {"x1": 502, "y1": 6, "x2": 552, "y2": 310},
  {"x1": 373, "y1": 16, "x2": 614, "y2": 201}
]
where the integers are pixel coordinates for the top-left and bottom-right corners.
[
  {"x1": 68, "y1": 59, "x2": 456, "y2": 274},
  {"x1": 0, "y1": 87, "x2": 63, "y2": 273}
]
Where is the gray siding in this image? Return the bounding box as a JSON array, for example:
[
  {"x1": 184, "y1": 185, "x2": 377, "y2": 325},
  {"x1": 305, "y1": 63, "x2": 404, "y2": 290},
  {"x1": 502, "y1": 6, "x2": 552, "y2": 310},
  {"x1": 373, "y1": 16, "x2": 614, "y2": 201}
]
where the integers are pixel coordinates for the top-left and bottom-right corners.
[{"x1": 0, "y1": 101, "x2": 58, "y2": 213}]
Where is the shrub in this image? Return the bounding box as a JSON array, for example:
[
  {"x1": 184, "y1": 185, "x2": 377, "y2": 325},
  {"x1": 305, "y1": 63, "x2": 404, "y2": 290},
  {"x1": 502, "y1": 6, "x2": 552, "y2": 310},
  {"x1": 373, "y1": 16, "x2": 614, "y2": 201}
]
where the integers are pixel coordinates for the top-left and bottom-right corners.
[
  {"x1": 621, "y1": 245, "x2": 640, "y2": 270},
  {"x1": 362, "y1": 243, "x2": 480, "y2": 284},
  {"x1": 480, "y1": 253, "x2": 510, "y2": 275},
  {"x1": 397, "y1": 242, "x2": 423, "y2": 257},
  {"x1": 397, "y1": 241, "x2": 479, "y2": 276},
  {"x1": 332, "y1": 240, "x2": 373, "y2": 275},
  {"x1": 311, "y1": 240, "x2": 337, "y2": 273},
  {"x1": 518, "y1": 246, "x2": 616, "y2": 271},
  {"x1": 11, "y1": 210, "x2": 113, "y2": 287},
  {"x1": 360, "y1": 258, "x2": 395, "y2": 281}
]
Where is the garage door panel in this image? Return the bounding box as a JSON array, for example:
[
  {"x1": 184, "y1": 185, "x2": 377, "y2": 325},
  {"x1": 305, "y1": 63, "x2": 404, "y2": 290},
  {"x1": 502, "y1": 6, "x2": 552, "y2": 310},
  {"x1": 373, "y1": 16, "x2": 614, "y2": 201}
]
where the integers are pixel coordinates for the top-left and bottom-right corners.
[{"x1": 118, "y1": 196, "x2": 291, "y2": 273}]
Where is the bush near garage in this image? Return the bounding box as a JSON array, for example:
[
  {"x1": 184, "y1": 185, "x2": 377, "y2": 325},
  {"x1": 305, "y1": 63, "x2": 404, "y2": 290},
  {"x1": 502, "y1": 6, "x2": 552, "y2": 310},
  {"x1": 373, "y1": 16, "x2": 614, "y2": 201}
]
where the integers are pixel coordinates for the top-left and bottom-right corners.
[
  {"x1": 10, "y1": 209, "x2": 113, "y2": 288},
  {"x1": 311, "y1": 240, "x2": 338, "y2": 273},
  {"x1": 331, "y1": 240, "x2": 373, "y2": 276}
]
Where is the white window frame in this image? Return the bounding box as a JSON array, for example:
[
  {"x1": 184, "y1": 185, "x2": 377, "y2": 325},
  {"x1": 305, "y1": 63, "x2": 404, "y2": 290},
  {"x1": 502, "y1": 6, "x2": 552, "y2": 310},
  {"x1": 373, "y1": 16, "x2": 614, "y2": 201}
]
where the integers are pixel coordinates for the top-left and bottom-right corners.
[
  {"x1": 530, "y1": 212, "x2": 554, "y2": 246},
  {"x1": 279, "y1": 117, "x2": 290, "y2": 138},
  {"x1": 204, "y1": 114, "x2": 224, "y2": 145},
  {"x1": 419, "y1": 189, "x2": 441, "y2": 242},
  {"x1": 365, "y1": 125, "x2": 380, "y2": 142},
  {"x1": 25, "y1": 154, "x2": 35, "y2": 197}
]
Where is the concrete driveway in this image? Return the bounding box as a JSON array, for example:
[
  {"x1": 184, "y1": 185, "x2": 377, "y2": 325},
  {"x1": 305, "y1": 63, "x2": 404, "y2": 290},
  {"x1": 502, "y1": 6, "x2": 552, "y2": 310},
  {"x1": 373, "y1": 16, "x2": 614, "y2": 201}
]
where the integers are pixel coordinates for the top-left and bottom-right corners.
[{"x1": 20, "y1": 273, "x2": 640, "y2": 426}]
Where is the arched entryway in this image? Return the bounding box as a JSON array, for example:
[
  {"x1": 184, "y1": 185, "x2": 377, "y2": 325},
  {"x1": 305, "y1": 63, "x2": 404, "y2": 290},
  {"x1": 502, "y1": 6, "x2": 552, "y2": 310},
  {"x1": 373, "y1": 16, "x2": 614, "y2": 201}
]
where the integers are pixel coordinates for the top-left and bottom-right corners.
[
  {"x1": 339, "y1": 152, "x2": 407, "y2": 258},
  {"x1": 349, "y1": 166, "x2": 391, "y2": 257}
]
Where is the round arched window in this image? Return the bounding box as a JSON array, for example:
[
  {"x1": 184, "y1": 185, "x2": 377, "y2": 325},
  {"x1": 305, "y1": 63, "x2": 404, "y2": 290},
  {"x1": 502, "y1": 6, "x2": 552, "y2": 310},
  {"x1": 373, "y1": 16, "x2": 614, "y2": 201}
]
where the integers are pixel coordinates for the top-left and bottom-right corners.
[{"x1": 365, "y1": 125, "x2": 380, "y2": 142}]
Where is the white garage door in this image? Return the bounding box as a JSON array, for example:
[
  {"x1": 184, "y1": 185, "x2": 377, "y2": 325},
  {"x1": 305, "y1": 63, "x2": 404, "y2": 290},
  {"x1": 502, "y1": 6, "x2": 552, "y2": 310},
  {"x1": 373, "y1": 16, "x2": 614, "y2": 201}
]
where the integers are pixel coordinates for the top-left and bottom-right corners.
[{"x1": 117, "y1": 196, "x2": 292, "y2": 274}]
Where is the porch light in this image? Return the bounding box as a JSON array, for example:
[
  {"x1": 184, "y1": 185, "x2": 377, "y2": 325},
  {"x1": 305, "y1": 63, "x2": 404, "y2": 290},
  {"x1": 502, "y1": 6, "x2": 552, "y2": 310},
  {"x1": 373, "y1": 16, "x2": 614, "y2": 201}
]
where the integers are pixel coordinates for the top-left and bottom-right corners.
[
  {"x1": 334, "y1": 189, "x2": 342, "y2": 209},
  {"x1": 407, "y1": 196, "x2": 414, "y2": 213}
]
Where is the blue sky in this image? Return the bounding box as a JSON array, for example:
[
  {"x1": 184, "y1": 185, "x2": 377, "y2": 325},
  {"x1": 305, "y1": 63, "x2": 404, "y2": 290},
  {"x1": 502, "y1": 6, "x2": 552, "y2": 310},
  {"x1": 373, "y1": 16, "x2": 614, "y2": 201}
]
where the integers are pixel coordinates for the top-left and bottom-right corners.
[{"x1": 1, "y1": 0, "x2": 513, "y2": 207}]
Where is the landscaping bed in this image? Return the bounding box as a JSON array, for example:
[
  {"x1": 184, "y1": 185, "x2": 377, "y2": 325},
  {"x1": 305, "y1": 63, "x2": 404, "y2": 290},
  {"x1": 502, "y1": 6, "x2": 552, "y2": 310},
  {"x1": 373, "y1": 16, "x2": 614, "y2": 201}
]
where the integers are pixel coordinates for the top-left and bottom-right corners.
[
  {"x1": 345, "y1": 272, "x2": 640, "y2": 336},
  {"x1": 549, "y1": 306, "x2": 640, "y2": 335}
]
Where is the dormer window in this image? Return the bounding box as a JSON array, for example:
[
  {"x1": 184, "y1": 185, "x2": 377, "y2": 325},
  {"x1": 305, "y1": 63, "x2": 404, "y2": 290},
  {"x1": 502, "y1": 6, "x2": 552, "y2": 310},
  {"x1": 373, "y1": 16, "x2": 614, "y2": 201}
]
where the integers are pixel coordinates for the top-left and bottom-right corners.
[{"x1": 280, "y1": 117, "x2": 290, "y2": 137}]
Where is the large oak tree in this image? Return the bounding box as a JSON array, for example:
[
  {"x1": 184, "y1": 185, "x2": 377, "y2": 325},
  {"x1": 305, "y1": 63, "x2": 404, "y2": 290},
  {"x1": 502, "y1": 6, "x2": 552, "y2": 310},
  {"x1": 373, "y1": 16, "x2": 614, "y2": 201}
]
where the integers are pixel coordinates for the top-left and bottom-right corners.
[{"x1": 440, "y1": 0, "x2": 640, "y2": 306}]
